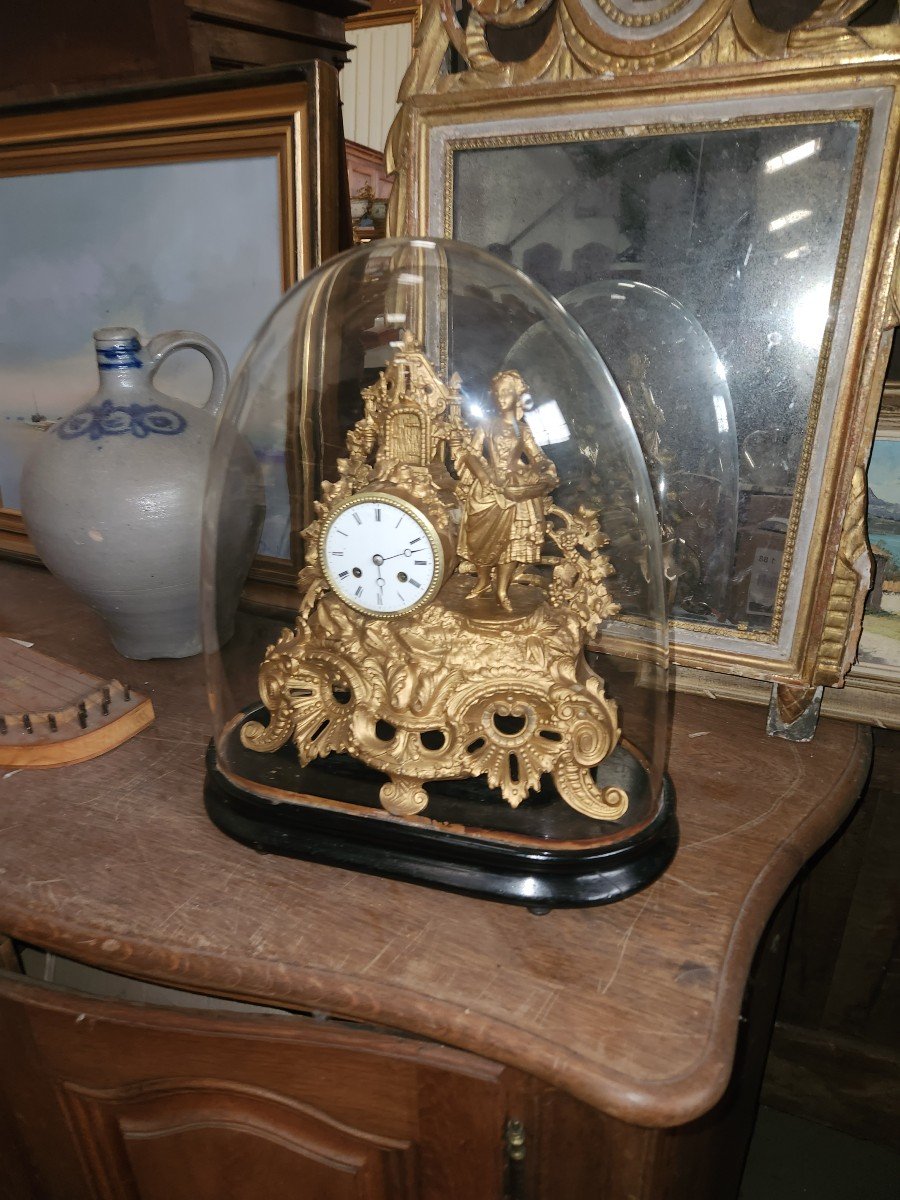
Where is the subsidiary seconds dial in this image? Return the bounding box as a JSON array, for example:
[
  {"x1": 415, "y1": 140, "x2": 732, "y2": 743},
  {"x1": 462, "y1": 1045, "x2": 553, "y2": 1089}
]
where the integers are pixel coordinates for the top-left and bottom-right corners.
[{"x1": 320, "y1": 492, "x2": 445, "y2": 617}]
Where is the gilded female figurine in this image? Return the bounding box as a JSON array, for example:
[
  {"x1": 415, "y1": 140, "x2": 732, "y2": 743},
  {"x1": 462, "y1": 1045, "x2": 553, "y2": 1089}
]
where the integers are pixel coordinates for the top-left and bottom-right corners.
[{"x1": 458, "y1": 369, "x2": 558, "y2": 610}]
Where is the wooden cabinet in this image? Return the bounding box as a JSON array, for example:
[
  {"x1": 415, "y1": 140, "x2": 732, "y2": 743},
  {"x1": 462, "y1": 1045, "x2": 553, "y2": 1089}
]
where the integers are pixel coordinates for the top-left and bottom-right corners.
[
  {"x1": 0, "y1": 0, "x2": 368, "y2": 105},
  {"x1": 0, "y1": 893, "x2": 796, "y2": 1200},
  {"x1": 0, "y1": 904, "x2": 790, "y2": 1200}
]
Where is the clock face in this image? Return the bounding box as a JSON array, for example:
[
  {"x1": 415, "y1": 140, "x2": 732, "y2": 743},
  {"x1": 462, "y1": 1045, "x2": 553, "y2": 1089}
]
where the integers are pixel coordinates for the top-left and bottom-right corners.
[{"x1": 320, "y1": 493, "x2": 443, "y2": 617}]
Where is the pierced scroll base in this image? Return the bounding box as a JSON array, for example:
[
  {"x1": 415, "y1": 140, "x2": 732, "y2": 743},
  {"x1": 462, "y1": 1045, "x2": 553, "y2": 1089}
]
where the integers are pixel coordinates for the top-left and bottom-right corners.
[
  {"x1": 205, "y1": 716, "x2": 677, "y2": 910},
  {"x1": 239, "y1": 581, "x2": 626, "y2": 823}
]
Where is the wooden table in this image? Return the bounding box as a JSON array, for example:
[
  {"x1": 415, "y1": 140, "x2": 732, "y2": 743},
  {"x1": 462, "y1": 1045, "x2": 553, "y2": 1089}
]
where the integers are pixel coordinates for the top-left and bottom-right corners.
[{"x1": 0, "y1": 561, "x2": 872, "y2": 1199}]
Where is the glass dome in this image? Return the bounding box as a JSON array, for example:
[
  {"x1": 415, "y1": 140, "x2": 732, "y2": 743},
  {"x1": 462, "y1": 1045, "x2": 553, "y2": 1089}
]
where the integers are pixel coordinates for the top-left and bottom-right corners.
[
  {"x1": 555, "y1": 280, "x2": 739, "y2": 623},
  {"x1": 202, "y1": 238, "x2": 674, "y2": 908}
]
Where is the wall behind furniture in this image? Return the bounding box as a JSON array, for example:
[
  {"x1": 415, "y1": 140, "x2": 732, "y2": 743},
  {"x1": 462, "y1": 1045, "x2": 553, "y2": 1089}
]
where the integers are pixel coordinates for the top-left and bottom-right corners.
[{"x1": 340, "y1": 20, "x2": 413, "y2": 152}]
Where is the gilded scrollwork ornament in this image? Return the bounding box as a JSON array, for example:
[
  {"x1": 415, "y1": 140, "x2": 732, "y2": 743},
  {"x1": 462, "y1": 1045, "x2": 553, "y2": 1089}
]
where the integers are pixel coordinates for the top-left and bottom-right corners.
[
  {"x1": 814, "y1": 463, "x2": 873, "y2": 686},
  {"x1": 242, "y1": 334, "x2": 626, "y2": 821},
  {"x1": 385, "y1": 0, "x2": 900, "y2": 239}
]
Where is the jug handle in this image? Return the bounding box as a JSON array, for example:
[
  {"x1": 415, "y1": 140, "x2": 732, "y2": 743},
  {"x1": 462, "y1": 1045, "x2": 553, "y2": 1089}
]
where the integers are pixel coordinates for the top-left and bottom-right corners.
[{"x1": 144, "y1": 331, "x2": 229, "y2": 418}]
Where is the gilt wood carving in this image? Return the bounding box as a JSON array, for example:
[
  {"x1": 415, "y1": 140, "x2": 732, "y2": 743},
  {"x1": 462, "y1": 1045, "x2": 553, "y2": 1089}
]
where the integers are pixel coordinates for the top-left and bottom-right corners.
[{"x1": 386, "y1": 0, "x2": 891, "y2": 235}]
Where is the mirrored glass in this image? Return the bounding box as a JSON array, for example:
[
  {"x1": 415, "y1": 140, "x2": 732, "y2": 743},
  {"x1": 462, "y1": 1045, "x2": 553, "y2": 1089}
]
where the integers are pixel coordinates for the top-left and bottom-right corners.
[{"x1": 452, "y1": 116, "x2": 862, "y2": 632}]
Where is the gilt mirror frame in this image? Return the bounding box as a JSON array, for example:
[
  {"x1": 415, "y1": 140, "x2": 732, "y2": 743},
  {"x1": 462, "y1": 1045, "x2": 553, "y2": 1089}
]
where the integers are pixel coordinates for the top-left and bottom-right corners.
[{"x1": 386, "y1": 0, "x2": 900, "y2": 692}]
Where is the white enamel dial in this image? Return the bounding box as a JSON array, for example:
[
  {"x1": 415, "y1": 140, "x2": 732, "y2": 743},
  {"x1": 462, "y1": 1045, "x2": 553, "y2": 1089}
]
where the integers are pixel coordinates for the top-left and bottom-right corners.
[{"x1": 320, "y1": 492, "x2": 444, "y2": 617}]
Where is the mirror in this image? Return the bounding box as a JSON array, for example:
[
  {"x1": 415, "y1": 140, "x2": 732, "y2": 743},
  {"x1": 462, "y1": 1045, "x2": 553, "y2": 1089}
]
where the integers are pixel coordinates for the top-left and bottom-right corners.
[{"x1": 450, "y1": 116, "x2": 863, "y2": 634}]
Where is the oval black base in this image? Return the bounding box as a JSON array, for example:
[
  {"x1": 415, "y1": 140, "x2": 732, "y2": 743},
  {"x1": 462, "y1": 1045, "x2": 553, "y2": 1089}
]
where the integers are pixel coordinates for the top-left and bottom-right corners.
[{"x1": 204, "y1": 744, "x2": 678, "y2": 910}]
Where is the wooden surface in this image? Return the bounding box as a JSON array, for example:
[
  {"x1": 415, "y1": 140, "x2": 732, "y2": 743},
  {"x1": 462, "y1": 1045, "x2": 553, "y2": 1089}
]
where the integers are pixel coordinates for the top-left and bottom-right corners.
[
  {"x1": 0, "y1": 561, "x2": 871, "y2": 1128},
  {"x1": 347, "y1": 0, "x2": 419, "y2": 30}
]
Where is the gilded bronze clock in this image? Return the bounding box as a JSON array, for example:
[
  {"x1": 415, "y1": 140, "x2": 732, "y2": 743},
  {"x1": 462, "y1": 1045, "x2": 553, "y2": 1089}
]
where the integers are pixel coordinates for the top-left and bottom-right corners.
[{"x1": 237, "y1": 331, "x2": 631, "y2": 821}]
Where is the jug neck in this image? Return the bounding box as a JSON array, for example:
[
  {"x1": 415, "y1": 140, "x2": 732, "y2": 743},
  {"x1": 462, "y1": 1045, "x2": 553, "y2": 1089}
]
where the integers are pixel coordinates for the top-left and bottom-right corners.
[{"x1": 93, "y1": 327, "x2": 148, "y2": 392}]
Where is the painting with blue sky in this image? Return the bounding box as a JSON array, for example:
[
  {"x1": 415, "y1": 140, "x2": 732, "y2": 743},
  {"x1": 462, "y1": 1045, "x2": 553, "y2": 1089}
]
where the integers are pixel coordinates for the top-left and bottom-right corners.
[
  {"x1": 859, "y1": 431, "x2": 900, "y2": 672},
  {"x1": 0, "y1": 156, "x2": 292, "y2": 557}
]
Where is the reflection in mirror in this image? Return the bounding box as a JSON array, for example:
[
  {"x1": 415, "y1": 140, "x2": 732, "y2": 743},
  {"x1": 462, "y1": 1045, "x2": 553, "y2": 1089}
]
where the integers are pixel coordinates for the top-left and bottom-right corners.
[
  {"x1": 558, "y1": 281, "x2": 738, "y2": 623},
  {"x1": 496, "y1": 323, "x2": 655, "y2": 622},
  {"x1": 452, "y1": 115, "x2": 863, "y2": 632}
]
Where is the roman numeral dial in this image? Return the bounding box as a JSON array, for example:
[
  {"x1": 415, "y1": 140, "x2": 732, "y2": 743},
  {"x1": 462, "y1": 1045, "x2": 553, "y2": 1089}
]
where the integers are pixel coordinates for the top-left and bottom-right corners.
[{"x1": 320, "y1": 492, "x2": 444, "y2": 617}]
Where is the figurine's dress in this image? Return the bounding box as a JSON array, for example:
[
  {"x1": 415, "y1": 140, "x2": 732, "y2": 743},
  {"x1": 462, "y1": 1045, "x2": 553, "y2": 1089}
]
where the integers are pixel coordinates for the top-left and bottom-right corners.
[{"x1": 459, "y1": 420, "x2": 556, "y2": 566}]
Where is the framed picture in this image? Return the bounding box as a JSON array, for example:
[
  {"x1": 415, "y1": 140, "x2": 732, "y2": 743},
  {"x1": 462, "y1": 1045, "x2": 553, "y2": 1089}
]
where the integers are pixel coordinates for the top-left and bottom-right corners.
[
  {"x1": 675, "y1": 406, "x2": 900, "y2": 729},
  {"x1": 832, "y1": 410, "x2": 900, "y2": 725},
  {"x1": 0, "y1": 64, "x2": 344, "y2": 586},
  {"x1": 387, "y1": 0, "x2": 900, "y2": 691},
  {"x1": 859, "y1": 418, "x2": 900, "y2": 671}
]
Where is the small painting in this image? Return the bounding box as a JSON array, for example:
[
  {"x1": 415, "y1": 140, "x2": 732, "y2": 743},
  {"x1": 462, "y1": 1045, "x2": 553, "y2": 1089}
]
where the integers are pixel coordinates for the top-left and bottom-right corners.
[{"x1": 860, "y1": 428, "x2": 900, "y2": 673}]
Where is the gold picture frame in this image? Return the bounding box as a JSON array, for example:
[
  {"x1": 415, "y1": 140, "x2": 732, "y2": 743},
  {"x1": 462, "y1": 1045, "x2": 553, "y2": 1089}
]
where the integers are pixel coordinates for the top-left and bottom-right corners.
[
  {"x1": 386, "y1": 0, "x2": 900, "y2": 692},
  {"x1": 0, "y1": 65, "x2": 344, "y2": 594},
  {"x1": 826, "y1": 405, "x2": 900, "y2": 727}
]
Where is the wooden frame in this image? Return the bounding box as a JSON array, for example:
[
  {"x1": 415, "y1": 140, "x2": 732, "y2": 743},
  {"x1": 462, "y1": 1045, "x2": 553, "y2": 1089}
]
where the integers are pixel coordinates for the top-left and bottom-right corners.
[
  {"x1": 346, "y1": 1, "x2": 421, "y2": 34},
  {"x1": 0, "y1": 65, "x2": 344, "y2": 588},
  {"x1": 386, "y1": 1, "x2": 900, "y2": 693}
]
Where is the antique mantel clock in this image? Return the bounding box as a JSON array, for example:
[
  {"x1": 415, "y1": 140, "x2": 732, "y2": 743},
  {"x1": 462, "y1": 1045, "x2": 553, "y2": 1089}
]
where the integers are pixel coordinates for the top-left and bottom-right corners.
[{"x1": 203, "y1": 239, "x2": 676, "y2": 909}]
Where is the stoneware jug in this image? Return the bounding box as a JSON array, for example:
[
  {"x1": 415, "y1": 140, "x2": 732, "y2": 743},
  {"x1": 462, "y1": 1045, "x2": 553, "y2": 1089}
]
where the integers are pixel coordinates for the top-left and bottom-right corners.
[{"x1": 21, "y1": 327, "x2": 264, "y2": 659}]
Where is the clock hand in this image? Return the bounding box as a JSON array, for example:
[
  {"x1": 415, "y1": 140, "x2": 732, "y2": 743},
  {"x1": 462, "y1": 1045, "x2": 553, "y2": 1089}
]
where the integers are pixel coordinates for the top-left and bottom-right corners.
[{"x1": 381, "y1": 548, "x2": 414, "y2": 562}]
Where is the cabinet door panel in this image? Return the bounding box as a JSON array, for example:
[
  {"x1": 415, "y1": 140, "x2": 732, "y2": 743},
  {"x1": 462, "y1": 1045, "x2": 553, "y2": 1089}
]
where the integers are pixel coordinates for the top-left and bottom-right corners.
[
  {"x1": 63, "y1": 1081, "x2": 416, "y2": 1200},
  {"x1": 0, "y1": 969, "x2": 509, "y2": 1200}
]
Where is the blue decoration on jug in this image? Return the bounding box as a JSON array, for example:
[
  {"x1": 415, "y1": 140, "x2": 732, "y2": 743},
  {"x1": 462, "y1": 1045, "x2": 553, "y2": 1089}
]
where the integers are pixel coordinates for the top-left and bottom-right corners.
[
  {"x1": 96, "y1": 336, "x2": 143, "y2": 370},
  {"x1": 57, "y1": 399, "x2": 188, "y2": 440}
]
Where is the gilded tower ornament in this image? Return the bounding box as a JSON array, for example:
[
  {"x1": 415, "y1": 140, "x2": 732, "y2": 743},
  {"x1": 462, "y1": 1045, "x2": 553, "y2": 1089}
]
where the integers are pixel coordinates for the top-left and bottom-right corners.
[{"x1": 242, "y1": 333, "x2": 626, "y2": 821}]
